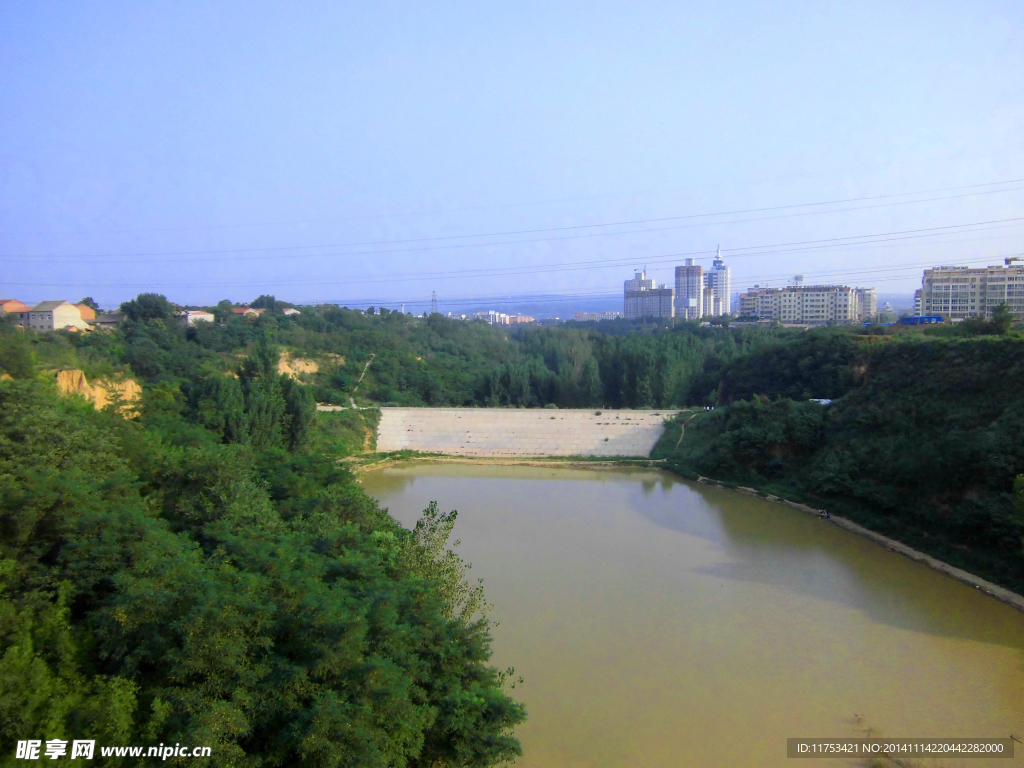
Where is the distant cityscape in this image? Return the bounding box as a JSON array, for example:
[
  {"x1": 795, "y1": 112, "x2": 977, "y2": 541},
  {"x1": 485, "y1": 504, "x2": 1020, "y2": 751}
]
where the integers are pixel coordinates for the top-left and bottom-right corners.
[
  {"x1": 3, "y1": 255, "x2": 1023, "y2": 332},
  {"x1": 616, "y1": 250, "x2": 1024, "y2": 326}
]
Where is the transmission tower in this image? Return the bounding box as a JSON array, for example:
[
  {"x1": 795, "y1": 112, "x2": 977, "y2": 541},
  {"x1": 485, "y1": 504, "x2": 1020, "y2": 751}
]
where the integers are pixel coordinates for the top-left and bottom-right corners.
[{"x1": 430, "y1": 291, "x2": 438, "y2": 315}]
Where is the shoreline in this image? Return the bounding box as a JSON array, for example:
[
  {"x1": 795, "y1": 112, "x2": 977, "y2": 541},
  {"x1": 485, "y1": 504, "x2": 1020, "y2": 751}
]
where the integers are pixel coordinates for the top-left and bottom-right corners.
[
  {"x1": 348, "y1": 453, "x2": 662, "y2": 474},
  {"x1": 353, "y1": 452, "x2": 1024, "y2": 615},
  {"x1": 703, "y1": 477, "x2": 1024, "y2": 615}
]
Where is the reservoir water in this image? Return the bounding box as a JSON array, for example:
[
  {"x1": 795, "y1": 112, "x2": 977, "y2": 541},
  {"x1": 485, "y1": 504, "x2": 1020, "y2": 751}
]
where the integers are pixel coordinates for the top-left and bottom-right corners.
[{"x1": 360, "y1": 464, "x2": 1024, "y2": 767}]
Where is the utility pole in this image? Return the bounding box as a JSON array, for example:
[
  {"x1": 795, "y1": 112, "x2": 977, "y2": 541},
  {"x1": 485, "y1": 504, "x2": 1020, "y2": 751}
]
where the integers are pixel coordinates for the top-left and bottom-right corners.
[{"x1": 430, "y1": 291, "x2": 438, "y2": 315}]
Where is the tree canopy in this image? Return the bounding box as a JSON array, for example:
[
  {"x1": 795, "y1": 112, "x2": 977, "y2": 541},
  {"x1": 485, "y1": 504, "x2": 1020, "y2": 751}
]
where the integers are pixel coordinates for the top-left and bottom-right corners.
[{"x1": 0, "y1": 300, "x2": 529, "y2": 766}]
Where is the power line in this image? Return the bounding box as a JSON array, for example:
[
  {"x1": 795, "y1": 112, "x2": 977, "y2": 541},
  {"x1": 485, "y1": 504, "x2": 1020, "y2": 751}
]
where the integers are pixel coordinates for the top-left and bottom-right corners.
[
  {"x1": 7, "y1": 217, "x2": 1023, "y2": 290},
  {"x1": 5, "y1": 145, "x2": 1023, "y2": 238},
  {"x1": 3, "y1": 179, "x2": 1024, "y2": 262}
]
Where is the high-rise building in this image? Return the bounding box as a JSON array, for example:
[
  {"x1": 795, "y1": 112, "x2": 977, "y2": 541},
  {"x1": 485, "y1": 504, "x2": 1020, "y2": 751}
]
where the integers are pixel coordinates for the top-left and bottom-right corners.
[
  {"x1": 738, "y1": 285, "x2": 876, "y2": 324},
  {"x1": 623, "y1": 270, "x2": 674, "y2": 319},
  {"x1": 857, "y1": 288, "x2": 877, "y2": 321},
  {"x1": 624, "y1": 269, "x2": 654, "y2": 293},
  {"x1": 703, "y1": 247, "x2": 732, "y2": 316},
  {"x1": 702, "y1": 292, "x2": 727, "y2": 317},
  {"x1": 920, "y1": 263, "x2": 1024, "y2": 319},
  {"x1": 674, "y1": 258, "x2": 705, "y2": 319}
]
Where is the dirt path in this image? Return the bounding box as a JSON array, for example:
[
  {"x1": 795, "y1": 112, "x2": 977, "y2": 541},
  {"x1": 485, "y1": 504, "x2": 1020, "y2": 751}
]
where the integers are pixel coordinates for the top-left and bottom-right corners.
[
  {"x1": 673, "y1": 411, "x2": 697, "y2": 452},
  {"x1": 349, "y1": 353, "x2": 376, "y2": 407}
]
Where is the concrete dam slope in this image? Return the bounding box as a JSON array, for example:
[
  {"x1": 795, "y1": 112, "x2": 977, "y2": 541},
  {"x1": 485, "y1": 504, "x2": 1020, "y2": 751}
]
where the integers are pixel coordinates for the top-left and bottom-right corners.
[{"x1": 376, "y1": 408, "x2": 680, "y2": 457}]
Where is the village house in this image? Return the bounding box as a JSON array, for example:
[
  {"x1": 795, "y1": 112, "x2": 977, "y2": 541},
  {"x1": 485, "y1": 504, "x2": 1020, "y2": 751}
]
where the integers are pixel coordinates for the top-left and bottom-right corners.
[
  {"x1": 233, "y1": 307, "x2": 265, "y2": 318},
  {"x1": 24, "y1": 301, "x2": 92, "y2": 332},
  {"x1": 181, "y1": 310, "x2": 215, "y2": 325},
  {"x1": 282, "y1": 307, "x2": 301, "y2": 316},
  {"x1": 91, "y1": 312, "x2": 125, "y2": 331},
  {"x1": 0, "y1": 299, "x2": 31, "y2": 325}
]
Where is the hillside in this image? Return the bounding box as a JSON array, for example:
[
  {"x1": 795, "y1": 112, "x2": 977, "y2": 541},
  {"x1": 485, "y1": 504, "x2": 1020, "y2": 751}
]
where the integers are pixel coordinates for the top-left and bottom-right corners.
[
  {"x1": 0, "y1": 310, "x2": 525, "y2": 766},
  {"x1": 655, "y1": 335, "x2": 1024, "y2": 593}
]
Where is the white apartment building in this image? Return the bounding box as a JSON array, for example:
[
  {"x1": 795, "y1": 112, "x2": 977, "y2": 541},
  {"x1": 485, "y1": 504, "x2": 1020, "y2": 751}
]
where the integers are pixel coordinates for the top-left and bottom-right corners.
[
  {"x1": 920, "y1": 263, "x2": 1024, "y2": 319},
  {"x1": 857, "y1": 288, "x2": 878, "y2": 322},
  {"x1": 739, "y1": 285, "x2": 876, "y2": 324},
  {"x1": 623, "y1": 270, "x2": 674, "y2": 319},
  {"x1": 702, "y1": 292, "x2": 728, "y2": 317},
  {"x1": 474, "y1": 310, "x2": 508, "y2": 325}
]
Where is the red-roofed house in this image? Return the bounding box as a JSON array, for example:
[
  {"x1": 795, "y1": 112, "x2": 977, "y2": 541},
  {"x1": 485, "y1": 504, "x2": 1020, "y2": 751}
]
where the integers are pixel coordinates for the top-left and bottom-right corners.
[{"x1": 0, "y1": 300, "x2": 30, "y2": 325}]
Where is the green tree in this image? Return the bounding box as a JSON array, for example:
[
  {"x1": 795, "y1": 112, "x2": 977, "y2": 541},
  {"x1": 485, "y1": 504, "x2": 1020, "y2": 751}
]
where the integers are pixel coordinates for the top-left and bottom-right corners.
[
  {"x1": 281, "y1": 374, "x2": 317, "y2": 450},
  {"x1": 398, "y1": 502, "x2": 489, "y2": 622},
  {"x1": 991, "y1": 302, "x2": 1015, "y2": 335},
  {"x1": 239, "y1": 339, "x2": 286, "y2": 449},
  {"x1": 0, "y1": 378, "x2": 526, "y2": 767},
  {"x1": 119, "y1": 293, "x2": 177, "y2": 322},
  {"x1": 212, "y1": 299, "x2": 234, "y2": 322},
  {"x1": 0, "y1": 325, "x2": 33, "y2": 378},
  {"x1": 251, "y1": 294, "x2": 281, "y2": 313},
  {"x1": 77, "y1": 297, "x2": 100, "y2": 311},
  {"x1": 186, "y1": 374, "x2": 248, "y2": 444},
  {"x1": 1015, "y1": 475, "x2": 1024, "y2": 556}
]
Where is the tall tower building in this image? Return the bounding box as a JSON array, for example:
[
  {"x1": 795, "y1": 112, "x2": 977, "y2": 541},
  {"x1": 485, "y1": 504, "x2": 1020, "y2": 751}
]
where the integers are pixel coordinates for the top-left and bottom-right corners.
[
  {"x1": 674, "y1": 258, "x2": 705, "y2": 319},
  {"x1": 703, "y1": 246, "x2": 732, "y2": 316}
]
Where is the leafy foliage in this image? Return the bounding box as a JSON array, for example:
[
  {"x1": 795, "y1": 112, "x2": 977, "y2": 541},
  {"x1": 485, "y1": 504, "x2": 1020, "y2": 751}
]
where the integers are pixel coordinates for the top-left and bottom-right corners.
[
  {"x1": 119, "y1": 293, "x2": 178, "y2": 322},
  {"x1": 0, "y1": 321, "x2": 525, "y2": 767},
  {"x1": 662, "y1": 336, "x2": 1024, "y2": 592},
  {"x1": 0, "y1": 324, "x2": 34, "y2": 379}
]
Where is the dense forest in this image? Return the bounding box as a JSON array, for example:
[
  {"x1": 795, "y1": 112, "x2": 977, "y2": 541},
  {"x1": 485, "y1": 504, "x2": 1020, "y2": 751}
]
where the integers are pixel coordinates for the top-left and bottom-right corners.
[
  {"x1": 101, "y1": 295, "x2": 791, "y2": 410},
  {"x1": 0, "y1": 300, "x2": 526, "y2": 767},
  {"x1": 3, "y1": 292, "x2": 1024, "y2": 764}
]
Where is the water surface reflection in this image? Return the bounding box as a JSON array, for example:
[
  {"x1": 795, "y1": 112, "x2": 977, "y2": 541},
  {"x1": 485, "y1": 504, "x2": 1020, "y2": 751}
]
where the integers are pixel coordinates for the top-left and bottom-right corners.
[{"x1": 361, "y1": 463, "x2": 1024, "y2": 767}]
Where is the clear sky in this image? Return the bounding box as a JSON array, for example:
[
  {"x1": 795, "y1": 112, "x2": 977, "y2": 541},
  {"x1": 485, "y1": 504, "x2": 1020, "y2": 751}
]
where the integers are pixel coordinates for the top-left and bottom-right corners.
[{"x1": 2, "y1": 1, "x2": 1023, "y2": 314}]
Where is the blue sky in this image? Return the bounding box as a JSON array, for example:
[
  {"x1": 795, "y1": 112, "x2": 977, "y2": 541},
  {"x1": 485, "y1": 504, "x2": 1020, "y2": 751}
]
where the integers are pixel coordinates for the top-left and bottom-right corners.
[{"x1": 2, "y1": 1, "x2": 1023, "y2": 313}]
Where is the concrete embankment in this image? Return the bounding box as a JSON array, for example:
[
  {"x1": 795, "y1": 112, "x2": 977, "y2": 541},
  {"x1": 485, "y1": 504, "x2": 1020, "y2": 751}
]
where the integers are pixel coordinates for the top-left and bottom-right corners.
[{"x1": 375, "y1": 407, "x2": 679, "y2": 457}]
